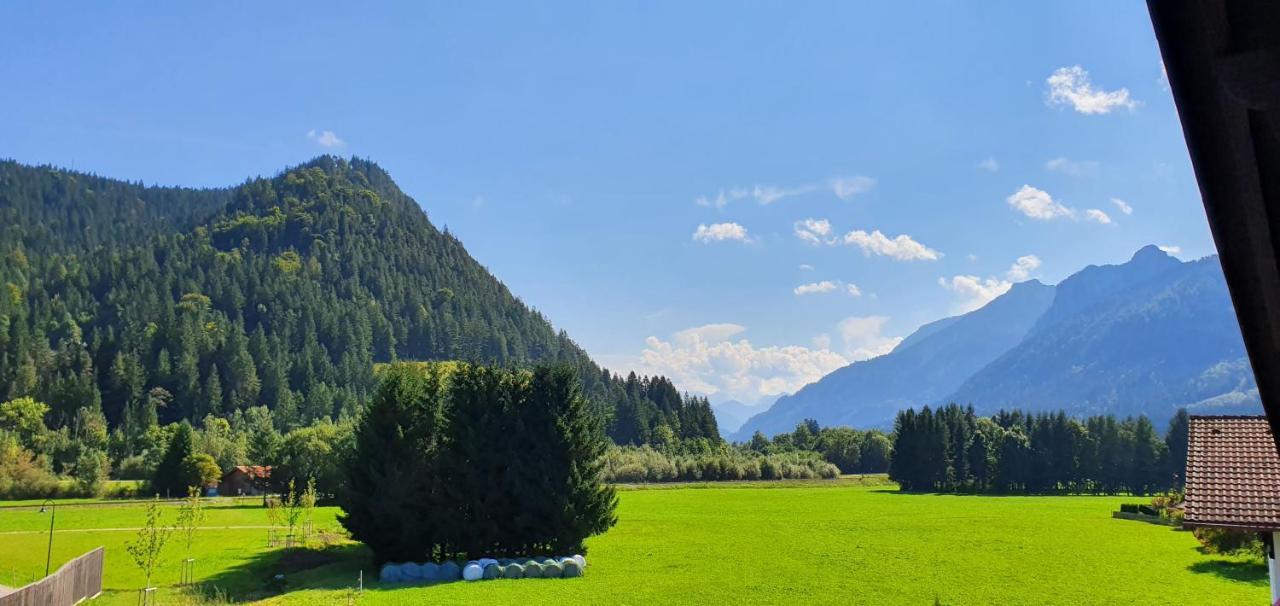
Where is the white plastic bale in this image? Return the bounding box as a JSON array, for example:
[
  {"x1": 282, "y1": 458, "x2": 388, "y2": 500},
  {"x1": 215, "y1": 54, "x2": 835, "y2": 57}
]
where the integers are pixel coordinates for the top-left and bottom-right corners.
[
  {"x1": 462, "y1": 563, "x2": 484, "y2": 582},
  {"x1": 573, "y1": 554, "x2": 586, "y2": 568}
]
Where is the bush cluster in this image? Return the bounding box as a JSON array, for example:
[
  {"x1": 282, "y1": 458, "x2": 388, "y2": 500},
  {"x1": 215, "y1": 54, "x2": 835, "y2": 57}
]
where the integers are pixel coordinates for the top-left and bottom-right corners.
[
  {"x1": 601, "y1": 445, "x2": 839, "y2": 483},
  {"x1": 339, "y1": 363, "x2": 616, "y2": 564}
]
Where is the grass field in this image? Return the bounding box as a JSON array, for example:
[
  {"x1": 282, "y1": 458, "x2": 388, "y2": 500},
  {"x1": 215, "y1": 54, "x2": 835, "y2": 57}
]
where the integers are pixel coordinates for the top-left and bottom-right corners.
[{"x1": 0, "y1": 479, "x2": 1266, "y2": 605}]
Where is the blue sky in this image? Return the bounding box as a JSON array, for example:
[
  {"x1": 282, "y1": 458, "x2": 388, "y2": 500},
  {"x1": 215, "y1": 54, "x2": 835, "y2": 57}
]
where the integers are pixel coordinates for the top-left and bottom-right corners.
[{"x1": 0, "y1": 2, "x2": 1215, "y2": 405}]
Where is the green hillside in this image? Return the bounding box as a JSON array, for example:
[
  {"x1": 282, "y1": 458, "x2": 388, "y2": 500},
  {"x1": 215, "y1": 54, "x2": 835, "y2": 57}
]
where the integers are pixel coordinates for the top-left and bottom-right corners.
[{"x1": 0, "y1": 157, "x2": 716, "y2": 445}]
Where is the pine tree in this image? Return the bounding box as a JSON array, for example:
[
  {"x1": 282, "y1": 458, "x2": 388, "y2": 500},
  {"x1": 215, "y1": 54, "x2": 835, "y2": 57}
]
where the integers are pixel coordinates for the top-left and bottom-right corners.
[
  {"x1": 153, "y1": 422, "x2": 196, "y2": 497},
  {"x1": 533, "y1": 365, "x2": 617, "y2": 555},
  {"x1": 337, "y1": 363, "x2": 447, "y2": 564}
]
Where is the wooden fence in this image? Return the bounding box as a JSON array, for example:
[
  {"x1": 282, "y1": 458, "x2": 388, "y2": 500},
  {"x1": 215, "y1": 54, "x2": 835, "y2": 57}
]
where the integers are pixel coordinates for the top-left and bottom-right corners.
[{"x1": 0, "y1": 547, "x2": 104, "y2": 606}]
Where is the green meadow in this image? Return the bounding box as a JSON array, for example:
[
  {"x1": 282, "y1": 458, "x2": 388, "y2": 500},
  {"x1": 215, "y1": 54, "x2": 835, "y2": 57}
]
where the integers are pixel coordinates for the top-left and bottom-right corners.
[{"x1": 0, "y1": 479, "x2": 1265, "y2": 605}]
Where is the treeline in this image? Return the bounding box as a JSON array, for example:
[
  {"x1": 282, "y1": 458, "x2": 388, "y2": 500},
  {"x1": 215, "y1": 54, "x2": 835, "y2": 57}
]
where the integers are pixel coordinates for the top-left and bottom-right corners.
[
  {"x1": 601, "y1": 420, "x2": 891, "y2": 483},
  {"x1": 601, "y1": 446, "x2": 839, "y2": 483},
  {"x1": 890, "y1": 404, "x2": 1189, "y2": 495},
  {"x1": 340, "y1": 363, "x2": 614, "y2": 564},
  {"x1": 0, "y1": 157, "x2": 717, "y2": 448},
  {"x1": 744, "y1": 419, "x2": 891, "y2": 475},
  {"x1": 0, "y1": 394, "x2": 352, "y2": 499}
]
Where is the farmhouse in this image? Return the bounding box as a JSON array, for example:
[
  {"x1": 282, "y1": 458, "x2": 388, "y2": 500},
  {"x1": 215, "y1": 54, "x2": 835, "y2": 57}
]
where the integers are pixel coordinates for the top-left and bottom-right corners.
[
  {"x1": 218, "y1": 465, "x2": 272, "y2": 497},
  {"x1": 1183, "y1": 416, "x2": 1280, "y2": 604}
]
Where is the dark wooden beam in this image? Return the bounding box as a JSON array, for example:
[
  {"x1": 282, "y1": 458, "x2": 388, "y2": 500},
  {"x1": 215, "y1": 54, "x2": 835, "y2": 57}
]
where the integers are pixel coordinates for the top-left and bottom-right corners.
[{"x1": 1147, "y1": 0, "x2": 1280, "y2": 452}]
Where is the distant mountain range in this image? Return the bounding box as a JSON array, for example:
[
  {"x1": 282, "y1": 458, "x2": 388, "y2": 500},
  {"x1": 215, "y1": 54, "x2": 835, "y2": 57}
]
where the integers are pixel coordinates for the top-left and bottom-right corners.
[
  {"x1": 734, "y1": 246, "x2": 1260, "y2": 439},
  {"x1": 711, "y1": 397, "x2": 777, "y2": 437}
]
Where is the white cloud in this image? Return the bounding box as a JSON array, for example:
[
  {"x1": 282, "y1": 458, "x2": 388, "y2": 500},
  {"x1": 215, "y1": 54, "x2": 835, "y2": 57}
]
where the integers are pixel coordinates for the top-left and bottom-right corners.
[
  {"x1": 695, "y1": 188, "x2": 749, "y2": 209},
  {"x1": 829, "y1": 176, "x2": 876, "y2": 200},
  {"x1": 794, "y1": 280, "x2": 839, "y2": 296},
  {"x1": 792, "y1": 280, "x2": 862, "y2": 297},
  {"x1": 843, "y1": 230, "x2": 941, "y2": 261},
  {"x1": 1006, "y1": 185, "x2": 1075, "y2": 220},
  {"x1": 1085, "y1": 208, "x2": 1113, "y2": 224},
  {"x1": 1045, "y1": 65, "x2": 1138, "y2": 115},
  {"x1": 977, "y1": 158, "x2": 1000, "y2": 173},
  {"x1": 1111, "y1": 198, "x2": 1133, "y2": 215},
  {"x1": 1159, "y1": 244, "x2": 1182, "y2": 255},
  {"x1": 631, "y1": 323, "x2": 853, "y2": 402},
  {"x1": 1006, "y1": 255, "x2": 1042, "y2": 281},
  {"x1": 938, "y1": 275, "x2": 1012, "y2": 314},
  {"x1": 837, "y1": 316, "x2": 903, "y2": 361},
  {"x1": 753, "y1": 184, "x2": 815, "y2": 205},
  {"x1": 794, "y1": 218, "x2": 834, "y2": 245},
  {"x1": 692, "y1": 222, "x2": 751, "y2": 243},
  {"x1": 307, "y1": 129, "x2": 345, "y2": 148},
  {"x1": 1045, "y1": 157, "x2": 1098, "y2": 177},
  {"x1": 798, "y1": 264, "x2": 815, "y2": 271}
]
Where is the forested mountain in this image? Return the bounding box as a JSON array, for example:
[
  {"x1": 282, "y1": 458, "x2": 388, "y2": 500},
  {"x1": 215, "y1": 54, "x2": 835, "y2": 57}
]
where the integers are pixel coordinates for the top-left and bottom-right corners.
[
  {"x1": 736, "y1": 246, "x2": 1258, "y2": 438},
  {"x1": 0, "y1": 157, "x2": 717, "y2": 446},
  {"x1": 734, "y1": 279, "x2": 1056, "y2": 439},
  {"x1": 0, "y1": 160, "x2": 230, "y2": 254}
]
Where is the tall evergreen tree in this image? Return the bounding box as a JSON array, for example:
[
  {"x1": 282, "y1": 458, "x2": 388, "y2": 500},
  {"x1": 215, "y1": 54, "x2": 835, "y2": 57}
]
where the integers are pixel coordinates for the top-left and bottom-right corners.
[{"x1": 153, "y1": 422, "x2": 196, "y2": 497}]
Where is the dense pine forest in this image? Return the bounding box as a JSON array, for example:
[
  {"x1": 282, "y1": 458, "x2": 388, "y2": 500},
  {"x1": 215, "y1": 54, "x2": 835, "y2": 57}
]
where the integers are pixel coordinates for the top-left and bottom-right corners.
[
  {"x1": 0, "y1": 157, "x2": 718, "y2": 452},
  {"x1": 889, "y1": 404, "x2": 1188, "y2": 495}
]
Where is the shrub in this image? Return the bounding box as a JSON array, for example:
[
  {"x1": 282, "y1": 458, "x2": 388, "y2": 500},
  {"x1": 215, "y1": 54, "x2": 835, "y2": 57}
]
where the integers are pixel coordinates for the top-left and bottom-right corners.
[
  {"x1": 73, "y1": 448, "x2": 111, "y2": 497},
  {"x1": 1193, "y1": 527, "x2": 1263, "y2": 557},
  {"x1": 115, "y1": 455, "x2": 153, "y2": 481},
  {"x1": 0, "y1": 434, "x2": 59, "y2": 499}
]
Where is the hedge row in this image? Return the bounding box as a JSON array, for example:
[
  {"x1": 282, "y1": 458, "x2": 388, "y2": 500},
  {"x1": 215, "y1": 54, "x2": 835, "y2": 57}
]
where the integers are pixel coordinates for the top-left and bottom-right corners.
[{"x1": 601, "y1": 445, "x2": 839, "y2": 483}]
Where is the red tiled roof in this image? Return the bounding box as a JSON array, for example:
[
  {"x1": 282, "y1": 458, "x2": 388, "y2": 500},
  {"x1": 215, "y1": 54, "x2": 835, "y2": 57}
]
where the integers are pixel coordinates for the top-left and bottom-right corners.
[
  {"x1": 224, "y1": 465, "x2": 271, "y2": 480},
  {"x1": 1184, "y1": 416, "x2": 1280, "y2": 531}
]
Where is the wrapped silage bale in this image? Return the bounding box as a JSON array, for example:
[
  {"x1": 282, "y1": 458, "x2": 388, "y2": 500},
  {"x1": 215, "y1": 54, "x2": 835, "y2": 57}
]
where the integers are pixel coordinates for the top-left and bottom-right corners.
[
  {"x1": 420, "y1": 562, "x2": 440, "y2": 582},
  {"x1": 462, "y1": 563, "x2": 484, "y2": 582},
  {"x1": 478, "y1": 557, "x2": 499, "y2": 569},
  {"x1": 523, "y1": 561, "x2": 544, "y2": 578},
  {"x1": 380, "y1": 563, "x2": 403, "y2": 583},
  {"x1": 541, "y1": 560, "x2": 564, "y2": 579},
  {"x1": 502, "y1": 562, "x2": 525, "y2": 579},
  {"x1": 572, "y1": 555, "x2": 586, "y2": 569},
  {"x1": 401, "y1": 562, "x2": 423, "y2": 581},
  {"x1": 439, "y1": 561, "x2": 461, "y2": 581},
  {"x1": 497, "y1": 558, "x2": 513, "y2": 566},
  {"x1": 561, "y1": 559, "x2": 583, "y2": 578},
  {"x1": 482, "y1": 563, "x2": 502, "y2": 580}
]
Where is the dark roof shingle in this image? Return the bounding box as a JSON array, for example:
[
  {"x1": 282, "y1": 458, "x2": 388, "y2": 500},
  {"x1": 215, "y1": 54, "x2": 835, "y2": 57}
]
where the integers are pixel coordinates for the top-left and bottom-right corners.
[{"x1": 1184, "y1": 415, "x2": 1280, "y2": 531}]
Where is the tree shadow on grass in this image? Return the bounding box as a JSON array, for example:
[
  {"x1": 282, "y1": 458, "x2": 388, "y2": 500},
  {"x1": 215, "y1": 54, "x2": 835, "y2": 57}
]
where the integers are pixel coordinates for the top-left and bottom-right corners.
[
  {"x1": 190, "y1": 542, "x2": 487, "y2": 601},
  {"x1": 192, "y1": 542, "x2": 375, "y2": 601},
  {"x1": 1187, "y1": 559, "x2": 1267, "y2": 585}
]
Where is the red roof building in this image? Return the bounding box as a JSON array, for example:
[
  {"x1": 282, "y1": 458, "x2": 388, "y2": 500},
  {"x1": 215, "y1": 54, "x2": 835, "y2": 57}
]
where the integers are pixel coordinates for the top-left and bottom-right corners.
[{"x1": 217, "y1": 465, "x2": 272, "y2": 497}]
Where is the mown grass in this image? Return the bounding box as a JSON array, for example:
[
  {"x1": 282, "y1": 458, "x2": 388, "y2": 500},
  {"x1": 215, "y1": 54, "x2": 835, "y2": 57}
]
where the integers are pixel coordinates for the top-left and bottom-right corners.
[{"x1": 0, "y1": 481, "x2": 1265, "y2": 605}]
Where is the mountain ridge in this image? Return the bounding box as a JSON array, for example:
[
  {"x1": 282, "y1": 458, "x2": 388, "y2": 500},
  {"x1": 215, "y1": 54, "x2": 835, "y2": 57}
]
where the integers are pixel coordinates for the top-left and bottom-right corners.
[{"x1": 734, "y1": 247, "x2": 1259, "y2": 439}]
